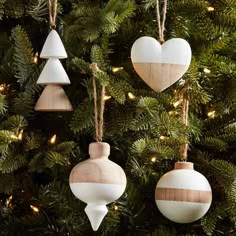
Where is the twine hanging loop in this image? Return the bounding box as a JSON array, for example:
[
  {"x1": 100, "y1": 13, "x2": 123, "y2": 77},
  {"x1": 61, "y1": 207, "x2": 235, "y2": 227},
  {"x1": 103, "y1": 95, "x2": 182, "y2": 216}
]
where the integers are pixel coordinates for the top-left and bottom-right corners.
[
  {"x1": 180, "y1": 81, "x2": 189, "y2": 161},
  {"x1": 48, "y1": 0, "x2": 58, "y2": 29},
  {"x1": 156, "y1": 0, "x2": 168, "y2": 43},
  {"x1": 90, "y1": 63, "x2": 106, "y2": 142}
]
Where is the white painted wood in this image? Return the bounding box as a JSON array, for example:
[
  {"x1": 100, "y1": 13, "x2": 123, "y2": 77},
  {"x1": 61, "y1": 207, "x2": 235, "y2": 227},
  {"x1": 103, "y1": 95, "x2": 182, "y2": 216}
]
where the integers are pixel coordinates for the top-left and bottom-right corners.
[
  {"x1": 37, "y1": 58, "x2": 70, "y2": 84},
  {"x1": 70, "y1": 183, "x2": 125, "y2": 231},
  {"x1": 69, "y1": 142, "x2": 126, "y2": 231},
  {"x1": 155, "y1": 201, "x2": 211, "y2": 223},
  {"x1": 40, "y1": 30, "x2": 67, "y2": 59},
  {"x1": 155, "y1": 162, "x2": 212, "y2": 223},
  {"x1": 131, "y1": 36, "x2": 192, "y2": 92}
]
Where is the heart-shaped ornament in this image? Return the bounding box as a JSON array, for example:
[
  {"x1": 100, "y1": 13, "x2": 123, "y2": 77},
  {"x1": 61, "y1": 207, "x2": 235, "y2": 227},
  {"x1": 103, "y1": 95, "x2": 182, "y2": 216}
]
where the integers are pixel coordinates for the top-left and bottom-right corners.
[{"x1": 131, "y1": 37, "x2": 192, "y2": 92}]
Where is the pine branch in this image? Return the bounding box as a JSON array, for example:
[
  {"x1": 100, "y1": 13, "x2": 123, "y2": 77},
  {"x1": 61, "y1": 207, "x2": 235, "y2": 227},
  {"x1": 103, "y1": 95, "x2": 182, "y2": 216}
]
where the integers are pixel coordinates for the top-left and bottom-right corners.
[{"x1": 11, "y1": 25, "x2": 34, "y2": 85}]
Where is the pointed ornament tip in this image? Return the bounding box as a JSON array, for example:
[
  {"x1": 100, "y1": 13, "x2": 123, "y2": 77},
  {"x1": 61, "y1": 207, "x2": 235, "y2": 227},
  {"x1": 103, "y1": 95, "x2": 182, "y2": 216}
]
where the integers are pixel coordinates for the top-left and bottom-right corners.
[
  {"x1": 40, "y1": 30, "x2": 67, "y2": 59},
  {"x1": 85, "y1": 204, "x2": 108, "y2": 231}
]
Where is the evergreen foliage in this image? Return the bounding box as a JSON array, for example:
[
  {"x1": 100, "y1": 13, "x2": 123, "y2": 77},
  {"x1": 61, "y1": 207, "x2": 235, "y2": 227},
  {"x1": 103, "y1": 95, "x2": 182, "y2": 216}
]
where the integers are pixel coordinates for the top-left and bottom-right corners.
[{"x1": 0, "y1": 0, "x2": 235, "y2": 235}]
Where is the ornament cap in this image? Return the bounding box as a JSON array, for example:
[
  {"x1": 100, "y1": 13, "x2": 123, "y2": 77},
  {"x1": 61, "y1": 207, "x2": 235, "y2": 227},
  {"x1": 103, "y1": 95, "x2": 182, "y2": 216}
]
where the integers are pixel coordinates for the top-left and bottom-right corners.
[
  {"x1": 174, "y1": 162, "x2": 193, "y2": 170},
  {"x1": 89, "y1": 142, "x2": 110, "y2": 159}
]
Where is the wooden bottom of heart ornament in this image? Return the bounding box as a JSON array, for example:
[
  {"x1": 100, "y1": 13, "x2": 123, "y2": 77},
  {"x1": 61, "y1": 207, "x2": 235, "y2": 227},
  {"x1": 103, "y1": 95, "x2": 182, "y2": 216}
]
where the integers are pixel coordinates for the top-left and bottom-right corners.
[{"x1": 133, "y1": 62, "x2": 189, "y2": 92}]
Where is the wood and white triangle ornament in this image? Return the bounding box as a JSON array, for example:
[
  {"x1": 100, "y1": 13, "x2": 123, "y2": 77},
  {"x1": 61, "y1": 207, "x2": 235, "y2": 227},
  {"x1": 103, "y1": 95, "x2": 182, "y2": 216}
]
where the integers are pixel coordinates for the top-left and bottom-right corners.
[{"x1": 131, "y1": 36, "x2": 192, "y2": 92}]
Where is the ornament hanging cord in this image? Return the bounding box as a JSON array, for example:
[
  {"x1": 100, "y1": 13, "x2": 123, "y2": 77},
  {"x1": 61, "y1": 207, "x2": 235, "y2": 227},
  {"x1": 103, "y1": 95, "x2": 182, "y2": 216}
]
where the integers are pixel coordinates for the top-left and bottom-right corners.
[
  {"x1": 90, "y1": 63, "x2": 105, "y2": 142},
  {"x1": 48, "y1": 0, "x2": 58, "y2": 29},
  {"x1": 180, "y1": 81, "x2": 189, "y2": 161},
  {"x1": 156, "y1": 0, "x2": 167, "y2": 43}
]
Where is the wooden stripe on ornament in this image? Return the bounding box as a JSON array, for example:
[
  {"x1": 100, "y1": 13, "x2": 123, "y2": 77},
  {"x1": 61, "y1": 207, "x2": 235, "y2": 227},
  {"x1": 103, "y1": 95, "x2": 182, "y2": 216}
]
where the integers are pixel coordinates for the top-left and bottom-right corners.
[
  {"x1": 132, "y1": 63, "x2": 189, "y2": 92},
  {"x1": 155, "y1": 187, "x2": 212, "y2": 203},
  {"x1": 69, "y1": 142, "x2": 126, "y2": 186},
  {"x1": 69, "y1": 160, "x2": 126, "y2": 185}
]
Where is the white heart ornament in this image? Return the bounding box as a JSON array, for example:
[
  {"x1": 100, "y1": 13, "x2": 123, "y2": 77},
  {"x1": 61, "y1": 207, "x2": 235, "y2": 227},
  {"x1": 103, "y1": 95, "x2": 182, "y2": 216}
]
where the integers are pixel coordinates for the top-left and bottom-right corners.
[{"x1": 131, "y1": 37, "x2": 192, "y2": 92}]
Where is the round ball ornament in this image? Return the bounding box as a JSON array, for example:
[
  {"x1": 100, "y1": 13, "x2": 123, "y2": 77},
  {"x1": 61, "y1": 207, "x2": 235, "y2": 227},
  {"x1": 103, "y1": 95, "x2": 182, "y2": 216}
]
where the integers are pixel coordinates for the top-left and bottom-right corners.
[
  {"x1": 131, "y1": 36, "x2": 192, "y2": 92},
  {"x1": 69, "y1": 142, "x2": 126, "y2": 231},
  {"x1": 155, "y1": 162, "x2": 212, "y2": 223}
]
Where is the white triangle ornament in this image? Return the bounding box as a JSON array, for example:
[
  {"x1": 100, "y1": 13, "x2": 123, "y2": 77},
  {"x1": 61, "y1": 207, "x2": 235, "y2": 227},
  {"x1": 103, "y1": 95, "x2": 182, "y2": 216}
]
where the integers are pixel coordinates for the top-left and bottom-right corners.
[
  {"x1": 37, "y1": 58, "x2": 70, "y2": 85},
  {"x1": 131, "y1": 36, "x2": 192, "y2": 92},
  {"x1": 40, "y1": 30, "x2": 67, "y2": 59}
]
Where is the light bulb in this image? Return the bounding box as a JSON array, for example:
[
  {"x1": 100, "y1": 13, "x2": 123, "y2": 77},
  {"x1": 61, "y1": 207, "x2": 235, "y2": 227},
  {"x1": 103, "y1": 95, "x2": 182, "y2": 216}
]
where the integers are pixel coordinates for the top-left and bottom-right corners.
[
  {"x1": 6, "y1": 195, "x2": 13, "y2": 206},
  {"x1": 30, "y1": 205, "x2": 40, "y2": 213},
  {"x1": 112, "y1": 67, "x2": 123, "y2": 73},
  {"x1": 173, "y1": 100, "x2": 181, "y2": 108},
  {"x1": 203, "y1": 68, "x2": 211, "y2": 74},
  {"x1": 104, "y1": 95, "x2": 112, "y2": 101},
  {"x1": 49, "y1": 134, "x2": 57, "y2": 144},
  {"x1": 207, "y1": 6, "x2": 214, "y2": 12},
  {"x1": 0, "y1": 84, "x2": 6, "y2": 92},
  {"x1": 33, "y1": 52, "x2": 39, "y2": 64},
  {"x1": 18, "y1": 130, "x2": 23, "y2": 140},
  {"x1": 128, "y1": 92, "x2": 135, "y2": 100},
  {"x1": 207, "y1": 110, "x2": 215, "y2": 118},
  {"x1": 151, "y1": 157, "x2": 157, "y2": 163}
]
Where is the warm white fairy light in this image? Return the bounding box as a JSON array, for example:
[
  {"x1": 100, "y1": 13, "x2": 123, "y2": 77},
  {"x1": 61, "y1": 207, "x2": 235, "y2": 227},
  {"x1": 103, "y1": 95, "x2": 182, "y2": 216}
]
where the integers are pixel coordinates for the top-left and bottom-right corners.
[
  {"x1": 33, "y1": 52, "x2": 39, "y2": 64},
  {"x1": 0, "y1": 84, "x2": 6, "y2": 92},
  {"x1": 207, "y1": 6, "x2": 214, "y2": 12},
  {"x1": 160, "y1": 136, "x2": 168, "y2": 140},
  {"x1": 173, "y1": 100, "x2": 181, "y2": 108},
  {"x1": 128, "y1": 92, "x2": 135, "y2": 100},
  {"x1": 6, "y1": 195, "x2": 13, "y2": 207},
  {"x1": 203, "y1": 68, "x2": 211, "y2": 74},
  {"x1": 169, "y1": 110, "x2": 179, "y2": 115},
  {"x1": 18, "y1": 130, "x2": 24, "y2": 140},
  {"x1": 114, "y1": 205, "x2": 119, "y2": 211},
  {"x1": 104, "y1": 95, "x2": 112, "y2": 101},
  {"x1": 151, "y1": 157, "x2": 157, "y2": 163},
  {"x1": 10, "y1": 134, "x2": 19, "y2": 140},
  {"x1": 30, "y1": 205, "x2": 40, "y2": 213},
  {"x1": 207, "y1": 110, "x2": 216, "y2": 118},
  {"x1": 112, "y1": 67, "x2": 124, "y2": 73},
  {"x1": 49, "y1": 134, "x2": 57, "y2": 144}
]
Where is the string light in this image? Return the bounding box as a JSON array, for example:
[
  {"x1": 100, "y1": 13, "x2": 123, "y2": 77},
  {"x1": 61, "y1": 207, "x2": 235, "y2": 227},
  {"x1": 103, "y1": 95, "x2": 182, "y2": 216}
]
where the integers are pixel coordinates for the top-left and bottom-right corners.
[
  {"x1": 207, "y1": 110, "x2": 216, "y2": 118},
  {"x1": 151, "y1": 157, "x2": 157, "y2": 163},
  {"x1": 33, "y1": 52, "x2": 39, "y2": 64},
  {"x1": 10, "y1": 134, "x2": 19, "y2": 140},
  {"x1": 160, "y1": 136, "x2": 168, "y2": 140},
  {"x1": 30, "y1": 205, "x2": 40, "y2": 213},
  {"x1": 18, "y1": 130, "x2": 23, "y2": 140},
  {"x1": 128, "y1": 92, "x2": 135, "y2": 100},
  {"x1": 114, "y1": 205, "x2": 119, "y2": 211},
  {"x1": 10, "y1": 130, "x2": 24, "y2": 141},
  {"x1": 104, "y1": 95, "x2": 112, "y2": 101},
  {"x1": 49, "y1": 134, "x2": 57, "y2": 144},
  {"x1": 207, "y1": 6, "x2": 214, "y2": 12},
  {"x1": 173, "y1": 100, "x2": 181, "y2": 108},
  {"x1": 112, "y1": 67, "x2": 123, "y2": 73},
  {"x1": 6, "y1": 195, "x2": 13, "y2": 207},
  {"x1": 203, "y1": 68, "x2": 211, "y2": 74},
  {"x1": 169, "y1": 110, "x2": 179, "y2": 115},
  {"x1": 0, "y1": 84, "x2": 6, "y2": 92}
]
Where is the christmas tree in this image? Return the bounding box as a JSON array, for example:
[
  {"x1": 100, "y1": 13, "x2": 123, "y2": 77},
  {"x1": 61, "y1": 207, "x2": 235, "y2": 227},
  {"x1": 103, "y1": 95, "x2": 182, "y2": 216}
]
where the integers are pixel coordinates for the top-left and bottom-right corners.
[{"x1": 0, "y1": 0, "x2": 236, "y2": 235}]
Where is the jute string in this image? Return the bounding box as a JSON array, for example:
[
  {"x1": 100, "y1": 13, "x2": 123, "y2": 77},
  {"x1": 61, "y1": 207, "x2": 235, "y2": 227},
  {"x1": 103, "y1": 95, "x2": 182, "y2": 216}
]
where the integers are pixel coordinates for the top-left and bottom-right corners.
[
  {"x1": 156, "y1": 0, "x2": 167, "y2": 43},
  {"x1": 48, "y1": 0, "x2": 58, "y2": 29},
  {"x1": 180, "y1": 81, "x2": 189, "y2": 161},
  {"x1": 90, "y1": 63, "x2": 105, "y2": 142}
]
